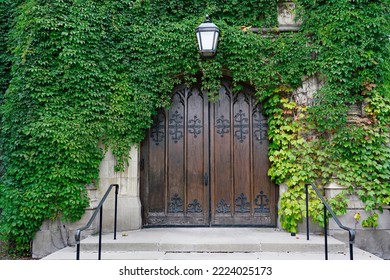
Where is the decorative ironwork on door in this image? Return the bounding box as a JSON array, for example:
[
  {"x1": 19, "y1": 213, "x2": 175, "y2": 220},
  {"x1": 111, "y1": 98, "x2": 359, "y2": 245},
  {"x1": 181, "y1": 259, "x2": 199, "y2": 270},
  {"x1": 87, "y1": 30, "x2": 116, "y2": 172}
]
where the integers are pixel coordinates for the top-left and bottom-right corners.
[
  {"x1": 216, "y1": 115, "x2": 230, "y2": 137},
  {"x1": 188, "y1": 115, "x2": 203, "y2": 138},
  {"x1": 187, "y1": 199, "x2": 203, "y2": 213},
  {"x1": 168, "y1": 111, "x2": 184, "y2": 143},
  {"x1": 253, "y1": 108, "x2": 267, "y2": 144},
  {"x1": 234, "y1": 110, "x2": 249, "y2": 143},
  {"x1": 254, "y1": 191, "x2": 270, "y2": 213},
  {"x1": 216, "y1": 199, "x2": 231, "y2": 214},
  {"x1": 168, "y1": 193, "x2": 183, "y2": 213},
  {"x1": 150, "y1": 113, "x2": 165, "y2": 145},
  {"x1": 141, "y1": 80, "x2": 277, "y2": 227},
  {"x1": 235, "y1": 193, "x2": 251, "y2": 213}
]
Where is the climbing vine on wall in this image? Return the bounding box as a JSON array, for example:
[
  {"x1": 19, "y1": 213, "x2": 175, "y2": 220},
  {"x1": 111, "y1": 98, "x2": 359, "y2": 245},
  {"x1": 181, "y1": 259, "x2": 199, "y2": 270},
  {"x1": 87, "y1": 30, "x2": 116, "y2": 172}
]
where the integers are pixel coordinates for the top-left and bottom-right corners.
[
  {"x1": 0, "y1": 0, "x2": 388, "y2": 255},
  {"x1": 273, "y1": 0, "x2": 390, "y2": 232}
]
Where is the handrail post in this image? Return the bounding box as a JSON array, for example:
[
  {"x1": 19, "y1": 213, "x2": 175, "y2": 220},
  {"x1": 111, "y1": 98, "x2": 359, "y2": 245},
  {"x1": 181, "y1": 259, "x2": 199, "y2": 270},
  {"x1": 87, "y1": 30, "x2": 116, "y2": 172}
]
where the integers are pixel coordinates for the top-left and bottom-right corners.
[
  {"x1": 74, "y1": 184, "x2": 120, "y2": 260},
  {"x1": 323, "y1": 203, "x2": 328, "y2": 260},
  {"x1": 114, "y1": 184, "x2": 119, "y2": 240},
  {"x1": 350, "y1": 242, "x2": 354, "y2": 260},
  {"x1": 308, "y1": 183, "x2": 355, "y2": 260},
  {"x1": 75, "y1": 230, "x2": 81, "y2": 260},
  {"x1": 76, "y1": 243, "x2": 80, "y2": 260},
  {"x1": 98, "y1": 205, "x2": 103, "y2": 260},
  {"x1": 349, "y1": 231, "x2": 354, "y2": 260},
  {"x1": 305, "y1": 184, "x2": 309, "y2": 241},
  {"x1": 76, "y1": 242, "x2": 80, "y2": 260}
]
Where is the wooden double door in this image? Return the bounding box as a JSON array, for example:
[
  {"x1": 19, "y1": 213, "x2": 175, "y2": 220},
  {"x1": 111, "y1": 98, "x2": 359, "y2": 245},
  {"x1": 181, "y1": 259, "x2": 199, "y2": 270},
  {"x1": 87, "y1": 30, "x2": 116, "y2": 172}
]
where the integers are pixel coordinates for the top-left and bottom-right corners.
[{"x1": 140, "y1": 79, "x2": 277, "y2": 227}]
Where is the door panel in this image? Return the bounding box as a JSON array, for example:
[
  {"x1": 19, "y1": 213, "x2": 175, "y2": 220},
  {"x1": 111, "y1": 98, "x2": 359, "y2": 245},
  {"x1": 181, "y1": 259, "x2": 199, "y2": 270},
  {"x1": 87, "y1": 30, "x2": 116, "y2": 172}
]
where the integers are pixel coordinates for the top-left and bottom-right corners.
[
  {"x1": 141, "y1": 79, "x2": 277, "y2": 227},
  {"x1": 146, "y1": 111, "x2": 165, "y2": 213},
  {"x1": 210, "y1": 81, "x2": 276, "y2": 225},
  {"x1": 211, "y1": 86, "x2": 233, "y2": 219},
  {"x1": 141, "y1": 85, "x2": 209, "y2": 226}
]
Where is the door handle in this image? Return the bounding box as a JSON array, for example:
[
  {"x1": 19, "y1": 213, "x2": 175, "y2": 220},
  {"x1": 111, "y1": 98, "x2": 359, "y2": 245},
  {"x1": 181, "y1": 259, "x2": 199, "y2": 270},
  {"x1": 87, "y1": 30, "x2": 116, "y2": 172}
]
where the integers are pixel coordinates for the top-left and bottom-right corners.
[{"x1": 204, "y1": 172, "x2": 209, "y2": 186}]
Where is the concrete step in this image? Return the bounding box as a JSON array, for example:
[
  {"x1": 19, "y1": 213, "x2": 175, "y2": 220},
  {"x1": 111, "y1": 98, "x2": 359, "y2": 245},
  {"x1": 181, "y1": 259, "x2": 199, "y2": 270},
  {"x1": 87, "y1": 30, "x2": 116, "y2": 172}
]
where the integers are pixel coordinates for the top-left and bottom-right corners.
[
  {"x1": 80, "y1": 228, "x2": 346, "y2": 253},
  {"x1": 42, "y1": 228, "x2": 382, "y2": 260}
]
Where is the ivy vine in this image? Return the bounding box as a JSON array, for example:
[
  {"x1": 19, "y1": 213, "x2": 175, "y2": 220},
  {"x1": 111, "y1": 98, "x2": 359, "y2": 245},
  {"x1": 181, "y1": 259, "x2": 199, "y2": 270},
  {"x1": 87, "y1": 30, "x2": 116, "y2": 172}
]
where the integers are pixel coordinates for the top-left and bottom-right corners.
[
  {"x1": 0, "y1": 0, "x2": 388, "y2": 255},
  {"x1": 274, "y1": 0, "x2": 390, "y2": 232}
]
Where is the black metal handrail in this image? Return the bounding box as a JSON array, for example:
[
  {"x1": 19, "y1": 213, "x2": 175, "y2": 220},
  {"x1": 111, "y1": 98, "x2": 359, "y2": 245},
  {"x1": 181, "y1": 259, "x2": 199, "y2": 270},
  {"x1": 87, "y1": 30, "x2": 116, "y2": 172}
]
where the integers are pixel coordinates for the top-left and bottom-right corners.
[
  {"x1": 75, "y1": 183, "x2": 119, "y2": 260},
  {"x1": 305, "y1": 183, "x2": 355, "y2": 260}
]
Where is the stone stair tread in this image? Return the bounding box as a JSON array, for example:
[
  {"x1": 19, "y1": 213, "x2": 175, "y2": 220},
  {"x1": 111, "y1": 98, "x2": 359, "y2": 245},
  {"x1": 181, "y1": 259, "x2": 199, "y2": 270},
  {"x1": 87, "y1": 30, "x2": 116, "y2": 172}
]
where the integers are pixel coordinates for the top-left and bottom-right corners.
[
  {"x1": 42, "y1": 228, "x2": 382, "y2": 260},
  {"x1": 79, "y1": 228, "x2": 345, "y2": 252}
]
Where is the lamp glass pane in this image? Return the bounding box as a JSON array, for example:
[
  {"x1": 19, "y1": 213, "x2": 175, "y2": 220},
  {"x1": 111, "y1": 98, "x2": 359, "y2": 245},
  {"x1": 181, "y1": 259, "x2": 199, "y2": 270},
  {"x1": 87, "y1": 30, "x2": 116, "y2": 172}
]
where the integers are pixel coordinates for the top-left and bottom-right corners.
[
  {"x1": 196, "y1": 32, "x2": 202, "y2": 50},
  {"x1": 200, "y1": 31, "x2": 215, "y2": 50},
  {"x1": 213, "y1": 32, "x2": 219, "y2": 49}
]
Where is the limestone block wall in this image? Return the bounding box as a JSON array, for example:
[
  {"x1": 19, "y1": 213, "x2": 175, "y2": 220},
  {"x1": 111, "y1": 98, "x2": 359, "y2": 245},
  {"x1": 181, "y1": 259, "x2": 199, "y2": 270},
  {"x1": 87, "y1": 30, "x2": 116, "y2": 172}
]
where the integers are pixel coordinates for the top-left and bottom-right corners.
[
  {"x1": 32, "y1": 147, "x2": 141, "y2": 258},
  {"x1": 325, "y1": 183, "x2": 390, "y2": 259},
  {"x1": 278, "y1": 182, "x2": 390, "y2": 259},
  {"x1": 325, "y1": 183, "x2": 390, "y2": 232},
  {"x1": 293, "y1": 76, "x2": 323, "y2": 106},
  {"x1": 277, "y1": 1, "x2": 299, "y2": 27},
  {"x1": 97, "y1": 146, "x2": 142, "y2": 233},
  {"x1": 32, "y1": 184, "x2": 99, "y2": 258},
  {"x1": 68, "y1": 146, "x2": 141, "y2": 241}
]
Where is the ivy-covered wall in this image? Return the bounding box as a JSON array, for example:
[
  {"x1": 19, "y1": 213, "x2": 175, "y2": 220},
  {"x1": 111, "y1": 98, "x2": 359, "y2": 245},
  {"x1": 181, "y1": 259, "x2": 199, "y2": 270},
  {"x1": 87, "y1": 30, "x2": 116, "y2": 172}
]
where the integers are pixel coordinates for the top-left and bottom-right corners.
[{"x1": 0, "y1": 0, "x2": 389, "y2": 256}]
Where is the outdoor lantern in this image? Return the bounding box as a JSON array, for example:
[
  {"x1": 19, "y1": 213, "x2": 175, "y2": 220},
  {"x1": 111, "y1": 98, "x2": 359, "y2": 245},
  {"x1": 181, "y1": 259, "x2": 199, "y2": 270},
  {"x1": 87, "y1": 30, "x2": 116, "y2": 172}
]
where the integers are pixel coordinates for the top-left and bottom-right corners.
[{"x1": 195, "y1": 15, "x2": 220, "y2": 57}]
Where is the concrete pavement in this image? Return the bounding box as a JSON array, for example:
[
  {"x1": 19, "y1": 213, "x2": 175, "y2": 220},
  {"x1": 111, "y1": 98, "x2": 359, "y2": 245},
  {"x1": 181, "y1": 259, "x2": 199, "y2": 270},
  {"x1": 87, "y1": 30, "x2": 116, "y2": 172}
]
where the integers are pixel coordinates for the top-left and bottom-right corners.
[{"x1": 42, "y1": 228, "x2": 382, "y2": 260}]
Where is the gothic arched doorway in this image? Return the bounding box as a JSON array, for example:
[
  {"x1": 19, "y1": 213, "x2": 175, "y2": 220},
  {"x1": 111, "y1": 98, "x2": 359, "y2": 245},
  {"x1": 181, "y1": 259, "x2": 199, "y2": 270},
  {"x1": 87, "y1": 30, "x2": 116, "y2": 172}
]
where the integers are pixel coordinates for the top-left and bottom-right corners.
[{"x1": 140, "y1": 79, "x2": 278, "y2": 226}]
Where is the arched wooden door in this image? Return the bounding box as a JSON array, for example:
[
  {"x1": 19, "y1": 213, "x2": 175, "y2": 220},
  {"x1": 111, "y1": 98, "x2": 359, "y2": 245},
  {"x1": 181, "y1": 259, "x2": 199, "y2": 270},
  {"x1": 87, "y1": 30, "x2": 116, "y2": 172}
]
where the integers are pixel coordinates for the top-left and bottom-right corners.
[{"x1": 140, "y1": 79, "x2": 277, "y2": 227}]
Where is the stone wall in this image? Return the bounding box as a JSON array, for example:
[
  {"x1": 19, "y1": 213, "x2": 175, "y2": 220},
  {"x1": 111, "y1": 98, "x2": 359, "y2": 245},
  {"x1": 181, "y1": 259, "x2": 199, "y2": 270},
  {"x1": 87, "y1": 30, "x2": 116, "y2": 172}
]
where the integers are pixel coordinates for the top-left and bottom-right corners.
[
  {"x1": 96, "y1": 146, "x2": 142, "y2": 233},
  {"x1": 325, "y1": 183, "x2": 390, "y2": 259},
  {"x1": 32, "y1": 147, "x2": 141, "y2": 258},
  {"x1": 277, "y1": 1, "x2": 299, "y2": 28},
  {"x1": 278, "y1": 183, "x2": 390, "y2": 259},
  {"x1": 31, "y1": 2, "x2": 300, "y2": 258},
  {"x1": 31, "y1": 2, "x2": 389, "y2": 260}
]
